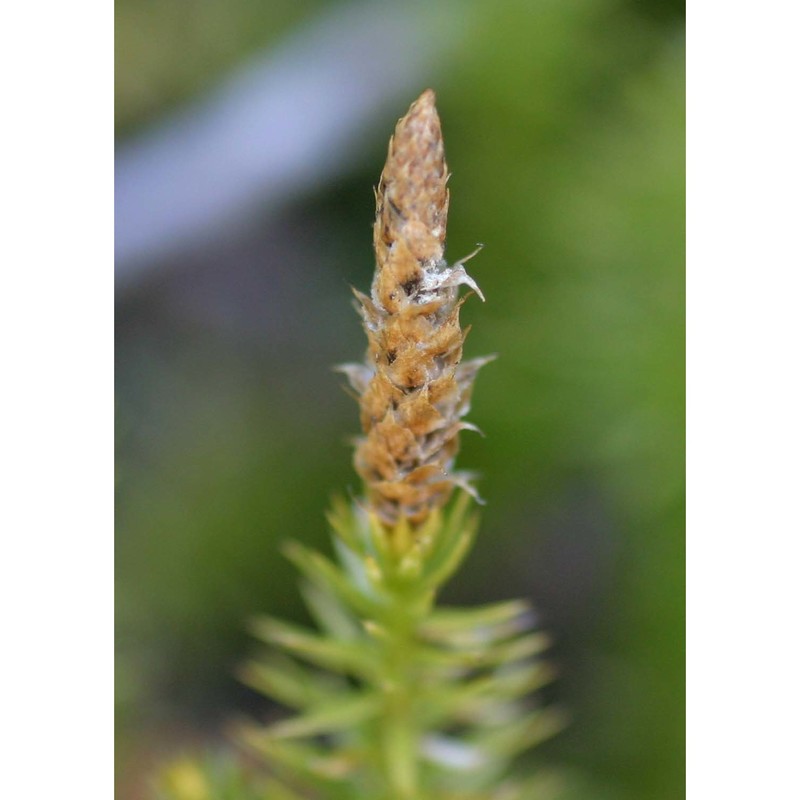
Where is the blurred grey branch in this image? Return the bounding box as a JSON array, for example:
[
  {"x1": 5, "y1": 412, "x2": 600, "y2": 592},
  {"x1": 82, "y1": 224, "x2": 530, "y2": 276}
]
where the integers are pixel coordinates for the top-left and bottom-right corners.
[{"x1": 115, "y1": 1, "x2": 465, "y2": 291}]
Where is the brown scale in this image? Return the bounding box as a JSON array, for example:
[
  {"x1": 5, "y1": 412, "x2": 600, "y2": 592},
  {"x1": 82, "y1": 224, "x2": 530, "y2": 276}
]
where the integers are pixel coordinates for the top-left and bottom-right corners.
[{"x1": 340, "y1": 90, "x2": 489, "y2": 526}]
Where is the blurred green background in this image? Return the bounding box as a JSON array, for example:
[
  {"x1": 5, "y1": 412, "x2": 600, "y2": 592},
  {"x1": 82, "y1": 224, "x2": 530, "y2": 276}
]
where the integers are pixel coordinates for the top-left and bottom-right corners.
[{"x1": 116, "y1": 0, "x2": 684, "y2": 798}]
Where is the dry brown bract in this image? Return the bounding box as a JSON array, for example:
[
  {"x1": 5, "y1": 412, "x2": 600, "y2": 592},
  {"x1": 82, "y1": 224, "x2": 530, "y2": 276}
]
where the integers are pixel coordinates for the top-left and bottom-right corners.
[{"x1": 340, "y1": 89, "x2": 490, "y2": 526}]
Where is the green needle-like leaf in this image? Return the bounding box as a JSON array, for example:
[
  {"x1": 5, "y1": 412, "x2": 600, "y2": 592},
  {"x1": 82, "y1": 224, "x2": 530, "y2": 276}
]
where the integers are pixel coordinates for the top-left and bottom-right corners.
[
  {"x1": 249, "y1": 616, "x2": 379, "y2": 679},
  {"x1": 299, "y1": 579, "x2": 362, "y2": 641},
  {"x1": 238, "y1": 654, "x2": 341, "y2": 710},
  {"x1": 238, "y1": 735, "x2": 357, "y2": 797},
  {"x1": 283, "y1": 540, "x2": 386, "y2": 618},
  {"x1": 266, "y1": 693, "x2": 381, "y2": 740},
  {"x1": 421, "y1": 600, "x2": 534, "y2": 642}
]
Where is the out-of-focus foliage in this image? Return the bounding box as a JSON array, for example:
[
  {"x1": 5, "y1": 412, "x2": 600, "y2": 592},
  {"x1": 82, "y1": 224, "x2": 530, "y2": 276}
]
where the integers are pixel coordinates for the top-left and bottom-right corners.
[
  {"x1": 116, "y1": 1, "x2": 683, "y2": 798},
  {"x1": 157, "y1": 754, "x2": 269, "y2": 800}
]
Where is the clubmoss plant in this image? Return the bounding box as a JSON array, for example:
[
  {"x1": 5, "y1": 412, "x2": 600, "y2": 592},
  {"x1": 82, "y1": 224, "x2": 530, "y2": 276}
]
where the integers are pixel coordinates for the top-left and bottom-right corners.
[{"x1": 160, "y1": 90, "x2": 562, "y2": 800}]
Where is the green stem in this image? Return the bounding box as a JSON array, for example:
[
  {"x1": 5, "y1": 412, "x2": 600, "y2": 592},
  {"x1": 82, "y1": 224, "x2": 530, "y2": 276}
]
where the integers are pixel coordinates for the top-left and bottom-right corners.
[{"x1": 379, "y1": 591, "x2": 422, "y2": 800}]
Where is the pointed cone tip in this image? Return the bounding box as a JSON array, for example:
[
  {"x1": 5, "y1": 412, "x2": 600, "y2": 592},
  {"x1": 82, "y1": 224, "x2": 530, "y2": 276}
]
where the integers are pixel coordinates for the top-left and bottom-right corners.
[
  {"x1": 415, "y1": 88, "x2": 437, "y2": 107},
  {"x1": 403, "y1": 88, "x2": 439, "y2": 125}
]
